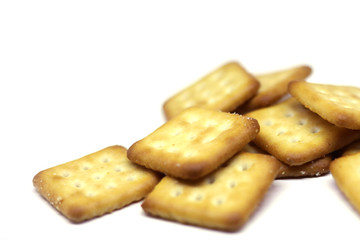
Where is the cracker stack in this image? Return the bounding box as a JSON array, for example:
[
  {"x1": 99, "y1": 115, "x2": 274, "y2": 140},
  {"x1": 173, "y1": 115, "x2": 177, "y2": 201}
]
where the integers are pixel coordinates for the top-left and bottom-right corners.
[{"x1": 33, "y1": 61, "x2": 360, "y2": 231}]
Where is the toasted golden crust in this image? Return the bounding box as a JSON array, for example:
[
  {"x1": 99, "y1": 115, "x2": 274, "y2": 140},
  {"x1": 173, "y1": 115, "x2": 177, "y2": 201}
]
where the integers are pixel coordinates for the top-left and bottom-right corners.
[
  {"x1": 330, "y1": 153, "x2": 360, "y2": 214},
  {"x1": 33, "y1": 145, "x2": 161, "y2": 222},
  {"x1": 289, "y1": 81, "x2": 360, "y2": 130},
  {"x1": 238, "y1": 65, "x2": 312, "y2": 113},
  {"x1": 163, "y1": 62, "x2": 260, "y2": 119},
  {"x1": 141, "y1": 152, "x2": 280, "y2": 231},
  {"x1": 246, "y1": 98, "x2": 360, "y2": 166},
  {"x1": 128, "y1": 107, "x2": 260, "y2": 180},
  {"x1": 242, "y1": 144, "x2": 331, "y2": 178},
  {"x1": 277, "y1": 155, "x2": 331, "y2": 178}
]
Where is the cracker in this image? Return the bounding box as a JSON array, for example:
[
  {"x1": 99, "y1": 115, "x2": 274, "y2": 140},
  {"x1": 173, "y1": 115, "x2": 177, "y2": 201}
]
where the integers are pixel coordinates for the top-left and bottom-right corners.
[
  {"x1": 141, "y1": 152, "x2": 280, "y2": 231},
  {"x1": 163, "y1": 62, "x2": 260, "y2": 119},
  {"x1": 246, "y1": 98, "x2": 360, "y2": 166},
  {"x1": 128, "y1": 107, "x2": 259, "y2": 180},
  {"x1": 242, "y1": 144, "x2": 331, "y2": 178},
  {"x1": 33, "y1": 145, "x2": 161, "y2": 222},
  {"x1": 330, "y1": 153, "x2": 360, "y2": 214},
  {"x1": 238, "y1": 65, "x2": 312, "y2": 113},
  {"x1": 341, "y1": 139, "x2": 360, "y2": 156},
  {"x1": 277, "y1": 156, "x2": 331, "y2": 179},
  {"x1": 289, "y1": 81, "x2": 360, "y2": 129}
]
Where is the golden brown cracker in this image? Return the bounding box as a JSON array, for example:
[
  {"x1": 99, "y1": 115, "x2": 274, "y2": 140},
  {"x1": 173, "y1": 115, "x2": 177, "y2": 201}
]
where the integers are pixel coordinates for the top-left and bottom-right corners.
[
  {"x1": 277, "y1": 156, "x2": 331, "y2": 179},
  {"x1": 128, "y1": 107, "x2": 260, "y2": 180},
  {"x1": 238, "y1": 65, "x2": 311, "y2": 113},
  {"x1": 33, "y1": 145, "x2": 161, "y2": 222},
  {"x1": 246, "y1": 98, "x2": 360, "y2": 166},
  {"x1": 242, "y1": 144, "x2": 331, "y2": 178},
  {"x1": 141, "y1": 152, "x2": 280, "y2": 231},
  {"x1": 163, "y1": 62, "x2": 259, "y2": 119},
  {"x1": 289, "y1": 81, "x2": 360, "y2": 129},
  {"x1": 330, "y1": 153, "x2": 360, "y2": 214}
]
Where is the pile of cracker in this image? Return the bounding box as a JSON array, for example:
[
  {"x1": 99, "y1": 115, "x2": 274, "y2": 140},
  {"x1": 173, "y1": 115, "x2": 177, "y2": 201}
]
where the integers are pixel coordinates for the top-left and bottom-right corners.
[{"x1": 33, "y1": 62, "x2": 360, "y2": 231}]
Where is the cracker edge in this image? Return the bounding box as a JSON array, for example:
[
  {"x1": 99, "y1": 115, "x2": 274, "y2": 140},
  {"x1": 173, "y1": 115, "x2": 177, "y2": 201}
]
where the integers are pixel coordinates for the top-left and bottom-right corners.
[
  {"x1": 289, "y1": 81, "x2": 360, "y2": 130},
  {"x1": 240, "y1": 65, "x2": 312, "y2": 112},
  {"x1": 330, "y1": 153, "x2": 360, "y2": 214},
  {"x1": 277, "y1": 155, "x2": 331, "y2": 179}
]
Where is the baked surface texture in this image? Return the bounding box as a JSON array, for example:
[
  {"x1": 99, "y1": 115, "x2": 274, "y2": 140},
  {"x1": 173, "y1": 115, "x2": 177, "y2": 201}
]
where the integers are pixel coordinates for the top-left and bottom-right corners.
[
  {"x1": 33, "y1": 145, "x2": 161, "y2": 222},
  {"x1": 242, "y1": 144, "x2": 331, "y2": 178},
  {"x1": 163, "y1": 61, "x2": 259, "y2": 119},
  {"x1": 246, "y1": 98, "x2": 360, "y2": 166},
  {"x1": 128, "y1": 107, "x2": 260, "y2": 180},
  {"x1": 276, "y1": 155, "x2": 331, "y2": 178},
  {"x1": 238, "y1": 65, "x2": 312, "y2": 113},
  {"x1": 289, "y1": 81, "x2": 360, "y2": 129},
  {"x1": 330, "y1": 153, "x2": 360, "y2": 214},
  {"x1": 141, "y1": 152, "x2": 280, "y2": 231}
]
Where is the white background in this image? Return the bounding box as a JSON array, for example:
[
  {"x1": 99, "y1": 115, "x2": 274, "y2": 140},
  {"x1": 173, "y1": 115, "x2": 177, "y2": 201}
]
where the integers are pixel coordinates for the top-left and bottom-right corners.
[{"x1": 1, "y1": 0, "x2": 360, "y2": 239}]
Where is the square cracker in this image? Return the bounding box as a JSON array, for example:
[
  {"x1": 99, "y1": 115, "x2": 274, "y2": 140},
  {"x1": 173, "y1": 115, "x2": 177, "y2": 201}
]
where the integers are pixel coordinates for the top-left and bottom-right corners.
[
  {"x1": 33, "y1": 145, "x2": 161, "y2": 222},
  {"x1": 141, "y1": 152, "x2": 280, "y2": 231},
  {"x1": 128, "y1": 107, "x2": 259, "y2": 180},
  {"x1": 238, "y1": 65, "x2": 312, "y2": 113},
  {"x1": 330, "y1": 153, "x2": 360, "y2": 214},
  {"x1": 246, "y1": 98, "x2": 360, "y2": 166},
  {"x1": 242, "y1": 144, "x2": 331, "y2": 178},
  {"x1": 163, "y1": 62, "x2": 259, "y2": 119},
  {"x1": 289, "y1": 81, "x2": 360, "y2": 129}
]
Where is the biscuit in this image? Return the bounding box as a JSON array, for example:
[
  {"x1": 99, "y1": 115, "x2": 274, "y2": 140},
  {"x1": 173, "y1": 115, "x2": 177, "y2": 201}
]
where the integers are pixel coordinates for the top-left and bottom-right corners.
[
  {"x1": 141, "y1": 152, "x2": 280, "y2": 231},
  {"x1": 33, "y1": 145, "x2": 161, "y2": 222},
  {"x1": 341, "y1": 139, "x2": 360, "y2": 156},
  {"x1": 163, "y1": 62, "x2": 259, "y2": 119},
  {"x1": 289, "y1": 81, "x2": 360, "y2": 129},
  {"x1": 128, "y1": 107, "x2": 260, "y2": 180},
  {"x1": 242, "y1": 144, "x2": 331, "y2": 178},
  {"x1": 238, "y1": 65, "x2": 312, "y2": 113},
  {"x1": 277, "y1": 156, "x2": 331, "y2": 179},
  {"x1": 330, "y1": 152, "x2": 360, "y2": 214},
  {"x1": 246, "y1": 98, "x2": 360, "y2": 166}
]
